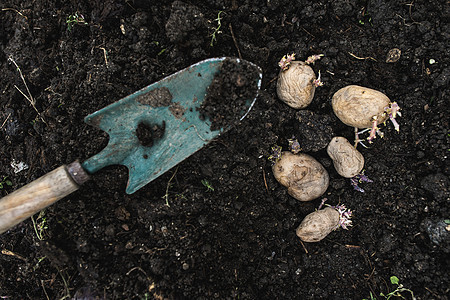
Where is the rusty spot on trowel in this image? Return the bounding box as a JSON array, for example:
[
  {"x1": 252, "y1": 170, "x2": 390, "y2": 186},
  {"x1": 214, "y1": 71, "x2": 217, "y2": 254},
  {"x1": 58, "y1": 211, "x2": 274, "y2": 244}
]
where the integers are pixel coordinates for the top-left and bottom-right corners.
[
  {"x1": 136, "y1": 87, "x2": 172, "y2": 107},
  {"x1": 169, "y1": 102, "x2": 186, "y2": 119}
]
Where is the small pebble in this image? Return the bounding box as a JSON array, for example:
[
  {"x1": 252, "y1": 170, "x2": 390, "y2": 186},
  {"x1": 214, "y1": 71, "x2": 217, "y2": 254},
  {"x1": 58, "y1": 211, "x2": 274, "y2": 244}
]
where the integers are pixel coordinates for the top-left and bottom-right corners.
[
  {"x1": 422, "y1": 219, "x2": 450, "y2": 251},
  {"x1": 386, "y1": 48, "x2": 401, "y2": 63}
]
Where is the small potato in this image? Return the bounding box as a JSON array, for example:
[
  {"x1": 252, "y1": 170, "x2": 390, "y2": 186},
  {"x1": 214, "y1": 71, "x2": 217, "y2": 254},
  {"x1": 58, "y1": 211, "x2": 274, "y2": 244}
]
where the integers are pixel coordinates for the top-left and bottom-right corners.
[
  {"x1": 327, "y1": 137, "x2": 364, "y2": 178},
  {"x1": 296, "y1": 207, "x2": 340, "y2": 242},
  {"x1": 277, "y1": 61, "x2": 316, "y2": 109},
  {"x1": 332, "y1": 85, "x2": 390, "y2": 128},
  {"x1": 272, "y1": 152, "x2": 329, "y2": 202}
]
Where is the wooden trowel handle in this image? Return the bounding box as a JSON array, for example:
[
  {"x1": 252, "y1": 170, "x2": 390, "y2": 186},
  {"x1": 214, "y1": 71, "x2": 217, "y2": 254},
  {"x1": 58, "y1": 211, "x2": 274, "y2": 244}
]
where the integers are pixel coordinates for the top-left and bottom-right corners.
[{"x1": 0, "y1": 161, "x2": 89, "y2": 234}]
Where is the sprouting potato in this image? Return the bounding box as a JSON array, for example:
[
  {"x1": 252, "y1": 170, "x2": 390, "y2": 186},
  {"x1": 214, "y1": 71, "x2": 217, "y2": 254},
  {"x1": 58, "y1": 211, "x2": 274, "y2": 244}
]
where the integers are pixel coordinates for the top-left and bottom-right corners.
[
  {"x1": 277, "y1": 61, "x2": 317, "y2": 109},
  {"x1": 296, "y1": 207, "x2": 340, "y2": 242},
  {"x1": 297, "y1": 203, "x2": 353, "y2": 242},
  {"x1": 272, "y1": 152, "x2": 329, "y2": 202},
  {"x1": 327, "y1": 137, "x2": 364, "y2": 178},
  {"x1": 332, "y1": 85, "x2": 390, "y2": 128}
]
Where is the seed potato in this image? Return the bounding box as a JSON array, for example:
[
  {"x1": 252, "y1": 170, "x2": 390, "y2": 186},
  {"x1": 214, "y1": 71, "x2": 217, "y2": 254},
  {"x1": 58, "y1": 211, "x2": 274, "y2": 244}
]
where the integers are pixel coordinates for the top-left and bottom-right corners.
[
  {"x1": 296, "y1": 207, "x2": 340, "y2": 242},
  {"x1": 327, "y1": 136, "x2": 364, "y2": 178},
  {"x1": 332, "y1": 85, "x2": 390, "y2": 128},
  {"x1": 272, "y1": 152, "x2": 329, "y2": 202},
  {"x1": 276, "y1": 61, "x2": 316, "y2": 109}
]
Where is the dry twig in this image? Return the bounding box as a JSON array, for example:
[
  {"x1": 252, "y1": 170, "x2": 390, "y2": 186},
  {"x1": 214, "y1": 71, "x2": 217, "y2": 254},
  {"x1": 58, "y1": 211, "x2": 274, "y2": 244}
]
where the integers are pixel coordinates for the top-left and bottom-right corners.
[
  {"x1": 299, "y1": 240, "x2": 309, "y2": 254},
  {"x1": 1, "y1": 249, "x2": 26, "y2": 261},
  {"x1": 348, "y1": 52, "x2": 377, "y2": 62},
  {"x1": 41, "y1": 280, "x2": 50, "y2": 300},
  {"x1": 8, "y1": 57, "x2": 47, "y2": 124},
  {"x1": 99, "y1": 47, "x2": 109, "y2": 66},
  {"x1": 0, "y1": 113, "x2": 11, "y2": 129},
  {"x1": 229, "y1": 23, "x2": 242, "y2": 60},
  {"x1": 126, "y1": 266, "x2": 149, "y2": 277},
  {"x1": 262, "y1": 170, "x2": 269, "y2": 193},
  {"x1": 1, "y1": 8, "x2": 28, "y2": 19},
  {"x1": 162, "y1": 166, "x2": 179, "y2": 207}
]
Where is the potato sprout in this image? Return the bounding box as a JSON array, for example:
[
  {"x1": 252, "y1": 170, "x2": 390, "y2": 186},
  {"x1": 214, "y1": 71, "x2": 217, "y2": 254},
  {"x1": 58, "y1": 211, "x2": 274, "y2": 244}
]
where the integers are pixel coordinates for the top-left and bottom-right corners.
[{"x1": 296, "y1": 203, "x2": 353, "y2": 242}]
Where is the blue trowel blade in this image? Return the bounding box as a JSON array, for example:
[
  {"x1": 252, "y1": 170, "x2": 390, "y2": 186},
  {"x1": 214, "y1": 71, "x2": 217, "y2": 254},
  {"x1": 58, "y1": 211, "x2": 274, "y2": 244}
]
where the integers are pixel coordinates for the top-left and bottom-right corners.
[{"x1": 82, "y1": 57, "x2": 262, "y2": 194}]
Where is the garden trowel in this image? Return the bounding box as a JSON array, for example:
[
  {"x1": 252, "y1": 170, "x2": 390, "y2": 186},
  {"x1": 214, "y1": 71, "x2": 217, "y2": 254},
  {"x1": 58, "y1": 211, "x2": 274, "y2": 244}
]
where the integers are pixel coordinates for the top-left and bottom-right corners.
[{"x1": 0, "y1": 57, "x2": 262, "y2": 234}]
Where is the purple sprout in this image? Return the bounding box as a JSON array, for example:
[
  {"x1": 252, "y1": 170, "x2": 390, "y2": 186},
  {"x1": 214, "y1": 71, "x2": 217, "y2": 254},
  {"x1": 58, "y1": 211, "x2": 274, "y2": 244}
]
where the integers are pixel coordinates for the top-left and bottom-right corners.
[
  {"x1": 355, "y1": 102, "x2": 401, "y2": 146},
  {"x1": 318, "y1": 198, "x2": 353, "y2": 230},
  {"x1": 287, "y1": 136, "x2": 302, "y2": 154},
  {"x1": 278, "y1": 53, "x2": 296, "y2": 71},
  {"x1": 350, "y1": 172, "x2": 373, "y2": 193},
  {"x1": 331, "y1": 204, "x2": 353, "y2": 230},
  {"x1": 305, "y1": 54, "x2": 324, "y2": 65},
  {"x1": 384, "y1": 102, "x2": 402, "y2": 132},
  {"x1": 366, "y1": 116, "x2": 386, "y2": 143},
  {"x1": 355, "y1": 124, "x2": 383, "y2": 148},
  {"x1": 350, "y1": 177, "x2": 365, "y2": 193},
  {"x1": 318, "y1": 197, "x2": 328, "y2": 210},
  {"x1": 362, "y1": 102, "x2": 401, "y2": 145},
  {"x1": 367, "y1": 116, "x2": 379, "y2": 143},
  {"x1": 312, "y1": 70, "x2": 324, "y2": 87},
  {"x1": 268, "y1": 145, "x2": 282, "y2": 165}
]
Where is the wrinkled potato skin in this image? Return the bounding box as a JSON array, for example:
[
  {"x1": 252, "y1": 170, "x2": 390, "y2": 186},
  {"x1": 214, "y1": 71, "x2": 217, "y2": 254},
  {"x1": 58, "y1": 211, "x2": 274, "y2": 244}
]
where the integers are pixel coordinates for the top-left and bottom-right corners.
[
  {"x1": 327, "y1": 137, "x2": 364, "y2": 178},
  {"x1": 296, "y1": 207, "x2": 340, "y2": 242},
  {"x1": 277, "y1": 61, "x2": 316, "y2": 109},
  {"x1": 272, "y1": 152, "x2": 329, "y2": 202},
  {"x1": 332, "y1": 85, "x2": 390, "y2": 128}
]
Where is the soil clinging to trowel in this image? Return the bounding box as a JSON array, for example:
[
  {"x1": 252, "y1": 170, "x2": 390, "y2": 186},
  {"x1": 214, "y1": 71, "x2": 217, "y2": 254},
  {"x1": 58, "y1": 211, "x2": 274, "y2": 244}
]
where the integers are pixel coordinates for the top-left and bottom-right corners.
[
  {"x1": 136, "y1": 121, "x2": 166, "y2": 147},
  {"x1": 199, "y1": 58, "x2": 260, "y2": 131},
  {"x1": 136, "y1": 87, "x2": 173, "y2": 107}
]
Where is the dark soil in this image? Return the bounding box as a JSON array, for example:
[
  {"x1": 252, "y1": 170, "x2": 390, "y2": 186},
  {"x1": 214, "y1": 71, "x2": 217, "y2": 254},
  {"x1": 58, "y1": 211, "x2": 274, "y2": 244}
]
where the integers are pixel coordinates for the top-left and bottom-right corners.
[
  {"x1": 199, "y1": 58, "x2": 261, "y2": 131},
  {"x1": 1, "y1": 1, "x2": 449, "y2": 299}
]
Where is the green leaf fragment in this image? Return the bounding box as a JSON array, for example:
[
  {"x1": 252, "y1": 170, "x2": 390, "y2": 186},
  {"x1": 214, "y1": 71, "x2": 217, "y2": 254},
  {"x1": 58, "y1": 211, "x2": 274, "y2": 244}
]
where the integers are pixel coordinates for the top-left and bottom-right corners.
[{"x1": 390, "y1": 276, "x2": 399, "y2": 285}]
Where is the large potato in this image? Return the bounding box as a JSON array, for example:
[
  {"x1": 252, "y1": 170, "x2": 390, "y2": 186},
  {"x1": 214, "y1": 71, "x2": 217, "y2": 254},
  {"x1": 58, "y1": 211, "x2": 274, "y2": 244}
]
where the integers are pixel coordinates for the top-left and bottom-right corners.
[
  {"x1": 276, "y1": 61, "x2": 316, "y2": 109},
  {"x1": 272, "y1": 152, "x2": 329, "y2": 201},
  {"x1": 296, "y1": 207, "x2": 340, "y2": 242},
  {"x1": 332, "y1": 85, "x2": 390, "y2": 128},
  {"x1": 327, "y1": 137, "x2": 364, "y2": 178}
]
